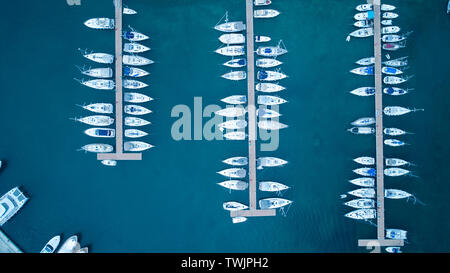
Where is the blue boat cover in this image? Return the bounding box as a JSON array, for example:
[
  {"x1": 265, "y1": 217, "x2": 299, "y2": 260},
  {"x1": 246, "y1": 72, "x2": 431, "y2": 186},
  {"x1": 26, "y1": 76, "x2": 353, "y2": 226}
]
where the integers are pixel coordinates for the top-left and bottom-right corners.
[
  {"x1": 125, "y1": 32, "x2": 134, "y2": 39},
  {"x1": 258, "y1": 71, "x2": 268, "y2": 79},
  {"x1": 368, "y1": 168, "x2": 376, "y2": 176},
  {"x1": 264, "y1": 48, "x2": 272, "y2": 53},
  {"x1": 97, "y1": 129, "x2": 110, "y2": 136},
  {"x1": 238, "y1": 59, "x2": 246, "y2": 65},
  {"x1": 368, "y1": 11, "x2": 374, "y2": 19},
  {"x1": 365, "y1": 67, "x2": 374, "y2": 75},
  {"x1": 385, "y1": 67, "x2": 396, "y2": 73},
  {"x1": 124, "y1": 66, "x2": 131, "y2": 75},
  {"x1": 387, "y1": 87, "x2": 395, "y2": 94}
]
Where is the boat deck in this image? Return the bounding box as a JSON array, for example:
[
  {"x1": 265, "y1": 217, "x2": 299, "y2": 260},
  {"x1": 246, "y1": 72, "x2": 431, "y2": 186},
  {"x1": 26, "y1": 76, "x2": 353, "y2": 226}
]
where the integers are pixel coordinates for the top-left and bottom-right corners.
[
  {"x1": 0, "y1": 230, "x2": 22, "y2": 253},
  {"x1": 97, "y1": 0, "x2": 142, "y2": 161}
]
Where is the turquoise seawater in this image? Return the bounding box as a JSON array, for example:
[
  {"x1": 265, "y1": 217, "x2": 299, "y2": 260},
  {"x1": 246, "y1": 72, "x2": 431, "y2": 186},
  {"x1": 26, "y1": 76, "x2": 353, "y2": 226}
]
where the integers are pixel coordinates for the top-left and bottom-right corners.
[{"x1": 0, "y1": 0, "x2": 449, "y2": 252}]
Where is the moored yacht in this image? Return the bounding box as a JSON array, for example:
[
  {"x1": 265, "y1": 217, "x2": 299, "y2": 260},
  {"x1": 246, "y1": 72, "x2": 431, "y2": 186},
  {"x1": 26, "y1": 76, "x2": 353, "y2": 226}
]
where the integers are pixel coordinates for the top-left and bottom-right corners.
[
  {"x1": 80, "y1": 103, "x2": 113, "y2": 114},
  {"x1": 84, "y1": 18, "x2": 114, "y2": 29},
  {"x1": 232, "y1": 217, "x2": 247, "y2": 223},
  {"x1": 125, "y1": 117, "x2": 151, "y2": 127},
  {"x1": 222, "y1": 71, "x2": 247, "y2": 81},
  {"x1": 344, "y1": 199, "x2": 375, "y2": 209},
  {"x1": 101, "y1": 160, "x2": 117, "y2": 167},
  {"x1": 124, "y1": 141, "x2": 154, "y2": 151},
  {"x1": 256, "y1": 58, "x2": 282, "y2": 68},
  {"x1": 72, "y1": 115, "x2": 114, "y2": 126},
  {"x1": 223, "y1": 131, "x2": 247, "y2": 140},
  {"x1": 124, "y1": 92, "x2": 153, "y2": 103},
  {"x1": 79, "y1": 67, "x2": 113, "y2": 78},
  {"x1": 255, "y1": 35, "x2": 271, "y2": 42},
  {"x1": 258, "y1": 120, "x2": 288, "y2": 130},
  {"x1": 215, "y1": 45, "x2": 245, "y2": 56},
  {"x1": 123, "y1": 7, "x2": 137, "y2": 15},
  {"x1": 349, "y1": 177, "x2": 375, "y2": 187},
  {"x1": 123, "y1": 55, "x2": 154, "y2": 66},
  {"x1": 256, "y1": 157, "x2": 287, "y2": 169},
  {"x1": 348, "y1": 188, "x2": 375, "y2": 198},
  {"x1": 386, "y1": 229, "x2": 407, "y2": 240},
  {"x1": 356, "y1": 57, "x2": 375, "y2": 66},
  {"x1": 383, "y1": 42, "x2": 406, "y2": 51},
  {"x1": 385, "y1": 158, "x2": 411, "y2": 167},
  {"x1": 382, "y1": 67, "x2": 403, "y2": 75},
  {"x1": 223, "y1": 156, "x2": 248, "y2": 166},
  {"x1": 259, "y1": 198, "x2": 292, "y2": 209},
  {"x1": 221, "y1": 95, "x2": 247, "y2": 105},
  {"x1": 219, "y1": 33, "x2": 245, "y2": 44},
  {"x1": 81, "y1": 51, "x2": 114, "y2": 64},
  {"x1": 77, "y1": 79, "x2": 115, "y2": 90},
  {"x1": 383, "y1": 12, "x2": 398, "y2": 19},
  {"x1": 218, "y1": 120, "x2": 247, "y2": 131},
  {"x1": 57, "y1": 236, "x2": 78, "y2": 253},
  {"x1": 124, "y1": 129, "x2": 148, "y2": 138},
  {"x1": 223, "y1": 58, "x2": 246, "y2": 68},
  {"x1": 257, "y1": 70, "x2": 287, "y2": 81},
  {"x1": 384, "y1": 106, "x2": 423, "y2": 116},
  {"x1": 353, "y1": 156, "x2": 375, "y2": 165},
  {"x1": 40, "y1": 235, "x2": 61, "y2": 253},
  {"x1": 353, "y1": 167, "x2": 376, "y2": 177},
  {"x1": 350, "y1": 66, "x2": 374, "y2": 76},
  {"x1": 385, "y1": 189, "x2": 412, "y2": 199},
  {"x1": 0, "y1": 187, "x2": 29, "y2": 226},
  {"x1": 217, "y1": 180, "x2": 248, "y2": 191},
  {"x1": 256, "y1": 82, "x2": 285, "y2": 92},
  {"x1": 257, "y1": 95, "x2": 287, "y2": 105},
  {"x1": 80, "y1": 143, "x2": 113, "y2": 153},
  {"x1": 384, "y1": 167, "x2": 410, "y2": 177},
  {"x1": 254, "y1": 0, "x2": 272, "y2": 6},
  {"x1": 259, "y1": 181, "x2": 289, "y2": 192},
  {"x1": 215, "y1": 107, "x2": 246, "y2": 118},
  {"x1": 124, "y1": 43, "x2": 150, "y2": 53},
  {"x1": 256, "y1": 46, "x2": 287, "y2": 57},
  {"x1": 124, "y1": 79, "x2": 148, "y2": 89},
  {"x1": 223, "y1": 201, "x2": 248, "y2": 211},
  {"x1": 345, "y1": 209, "x2": 376, "y2": 220},
  {"x1": 124, "y1": 66, "x2": 149, "y2": 77},
  {"x1": 350, "y1": 87, "x2": 375, "y2": 96},
  {"x1": 217, "y1": 168, "x2": 247, "y2": 178},
  {"x1": 382, "y1": 26, "x2": 400, "y2": 34},
  {"x1": 256, "y1": 108, "x2": 281, "y2": 118},
  {"x1": 383, "y1": 87, "x2": 410, "y2": 96},
  {"x1": 123, "y1": 31, "x2": 149, "y2": 42},
  {"x1": 348, "y1": 27, "x2": 374, "y2": 38},
  {"x1": 351, "y1": 117, "x2": 375, "y2": 126},
  {"x1": 383, "y1": 57, "x2": 408, "y2": 67},
  {"x1": 384, "y1": 139, "x2": 407, "y2": 147},
  {"x1": 254, "y1": 9, "x2": 280, "y2": 18},
  {"x1": 84, "y1": 128, "x2": 115, "y2": 138},
  {"x1": 347, "y1": 127, "x2": 375, "y2": 134},
  {"x1": 384, "y1": 128, "x2": 407, "y2": 136},
  {"x1": 214, "y1": 20, "x2": 246, "y2": 33},
  {"x1": 124, "y1": 105, "x2": 152, "y2": 115},
  {"x1": 386, "y1": 247, "x2": 402, "y2": 253}
]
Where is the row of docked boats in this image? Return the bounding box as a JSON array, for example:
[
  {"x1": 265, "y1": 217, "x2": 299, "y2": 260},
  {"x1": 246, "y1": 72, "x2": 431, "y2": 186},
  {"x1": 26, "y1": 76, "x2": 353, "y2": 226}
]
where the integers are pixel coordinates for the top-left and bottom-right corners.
[{"x1": 40, "y1": 234, "x2": 88, "y2": 253}]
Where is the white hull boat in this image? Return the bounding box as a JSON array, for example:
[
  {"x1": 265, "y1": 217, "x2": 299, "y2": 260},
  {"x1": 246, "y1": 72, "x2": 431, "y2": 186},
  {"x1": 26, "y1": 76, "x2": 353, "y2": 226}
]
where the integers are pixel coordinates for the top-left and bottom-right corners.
[
  {"x1": 382, "y1": 34, "x2": 406, "y2": 43},
  {"x1": 348, "y1": 188, "x2": 375, "y2": 198},
  {"x1": 350, "y1": 66, "x2": 374, "y2": 76},
  {"x1": 257, "y1": 157, "x2": 287, "y2": 169},
  {"x1": 259, "y1": 198, "x2": 292, "y2": 209},
  {"x1": 351, "y1": 117, "x2": 375, "y2": 126},
  {"x1": 354, "y1": 156, "x2": 375, "y2": 165},
  {"x1": 124, "y1": 141, "x2": 154, "y2": 151},
  {"x1": 254, "y1": 0, "x2": 272, "y2": 6},
  {"x1": 347, "y1": 127, "x2": 375, "y2": 134},
  {"x1": 222, "y1": 71, "x2": 247, "y2": 80},
  {"x1": 383, "y1": 42, "x2": 406, "y2": 51},
  {"x1": 80, "y1": 67, "x2": 113, "y2": 78},
  {"x1": 349, "y1": 177, "x2": 375, "y2": 187},
  {"x1": 256, "y1": 108, "x2": 281, "y2": 118},
  {"x1": 384, "y1": 128, "x2": 407, "y2": 136},
  {"x1": 353, "y1": 167, "x2": 376, "y2": 177},
  {"x1": 73, "y1": 115, "x2": 114, "y2": 126},
  {"x1": 344, "y1": 198, "x2": 375, "y2": 209},
  {"x1": 257, "y1": 70, "x2": 287, "y2": 81},
  {"x1": 215, "y1": 107, "x2": 246, "y2": 118},
  {"x1": 224, "y1": 58, "x2": 246, "y2": 68},
  {"x1": 356, "y1": 57, "x2": 375, "y2": 66},
  {"x1": 221, "y1": 95, "x2": 247, "y2": 105},
  {"x1": 218, "y1": 120, "x2": 247, "y2": 131},
  {"x1": 384, "y1": 106, "x2": 422, "y2": 116},
  {"x1": 101, "y1": 160, "x2": 117, "y2": 166},
  {"x1": 384, "y1": 167, "x2": 410, "y2": 177},
  {"x1": 383, "y1": 12, "x2": 398, "y2": 19},
  {"x1": 124, "y1": 43, "x2": 150, "y2": 53},
  {"x1": 384, "y1": 75, "x2": 411, "y2": 85},
  {"x1": 355, "y1": 4, "x2": 372, "y2": 11},
  {"x1": 40, "y1": 235, "x2": 61, "y2": 253},
  {"x1": 223, "y1": 201, "x2": 248, "y2": 211},
  {"x1": 219, "y1": 33, "x2": 245, "y2": 44},
  {"x1": 354, "y1": 20, "x2": 371, "y2": 28},
  {"x1": 124, "y1": 117, "x2": 151, "y2": 127},
  {"x1": 123, "y1": 7, "x2": 137, "y2": 15},
  {"x1": 123, "y1": 55, "x2": 154, "y2": 66},
  {"x1": 256, "y1": 58, "x2": 282, "y2": 68},
  {"x1": 57, "y1": 236, "x2": 78, "y2": 253},
  {"x1": 383, "y1": 56, "x2": 408, "y2": 67},
  {"x1": 223, "y1": 156, "x2": 248, "y2": 166},
  {"x1": 217, "y1": 180, "x2": 248, "y2": 190},
  {"x1": 124, "y1": 79, "x2": 148, "y2": 89},
  {"x1": 124, "y1": 105, "x2": 152, "y2": 115},
  {"x1": 79, "y1": 79, "x2": 115, "y2": 90},
  {"x1": 84, "y1": 128, "x2": 115, "y2": 138},
  {"x1": 386, "y1": 247, "x2": 402, "y2": 253},
  {"x1": 254, "y1": 9, "x2": 280, "y2": 19},
  {"x1": 385, "y1": 158, "x2": 410, "y2": 167},
  {"x1": 382, "y1": 26, "x2": 400, "y2": 34},
  {"x1": 256, "y1": 82, "x2": 285, "y2": 92},
  {"x1": 350, "y1": 87, "x2": 375, "y2": 96},
  {"x1": 232, "y1": 217, "x2": 247, "y2": 223},
  {"x1": 215, "y1": 21, "x2": 246, "y2": 33},
  {"x1": 259, "y1": 181, "x2": 289, "y2": 192},
  {"x1": 223, "y1": 131, "x2": 246, "y2": 140},
  {"x1": 384, "y1": 139, "x2": 407, "y2": 147},
  {"x1": 124, "y1": 129, "x2": 148, "y2": 138},
  {"x1": 385, "y1": 189, "x2": 412, "y2": 199},
  {"x1": 217, "y1": 168, "x2": 246, "y2": 178},
  {"x1": 124, "y1": 92, "x2": 153, "y2": 103},
  {"x1": 80, "y1": 143, "x2": 113, "y2": 153},
  {"x1": 215, "y1": 45, "x2": 245, "y2": 57},
  {"x1": 348, "y1": 27, "x2": 374, "y2": 38},
  {"x1": 84, "y1": 18, "x2": 114, "y2": 29},
  {"x1": 384, "y1": 87, "x2": 410, "y2": 96},
  {"x1": 82, "y1": 52, "x2": 114, "y2": 64},
  {"x1": 258, "y1": 120, "x2": 288, "y2": 130},
  {"x1": 124, "y1": 66, "x2": 149, "y2": 77},
  {"x1": 80, "y1": 103, "x2": 113, "y2": 114},
  {"x1": 386, "y1": 229, "x2": 407, "y2": 240},
  {"x1": 257, "y1": 95, "x2": 287, "y2": 105},
  {"x1": 382, "y1": 67, "x2": 403, "y2": 75},
  {"x1": 381, "y1": 20, "x2": 392, "y2": 26},
  {"x1": 124, "y1": 31, "x2": 149, "y2": 41},
  {"x1": 256, "y1": 46, "x2": 287, "y2": 57},
  {"x1": 345, "y1": 209, "x2": 376, "y2": 220},
  {"x1": 255, "y1": 35, "x2": 271, "y2": 42}
]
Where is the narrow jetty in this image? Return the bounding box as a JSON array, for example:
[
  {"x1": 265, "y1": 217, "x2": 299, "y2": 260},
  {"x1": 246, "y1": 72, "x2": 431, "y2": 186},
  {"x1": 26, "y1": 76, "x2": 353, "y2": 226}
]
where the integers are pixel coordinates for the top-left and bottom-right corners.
[
  {"x1": 0, "y1": 230, "x2": 22, "y2": 253},
  {"x1": 230, "y1": 0, "x2": 275, "y2": 218},
  {"x1": 358, "y1": 0, "x2": 404, "y2": 248},
  {"x1": 97, "y1": 0, "x2": 141, "y2": 161}
]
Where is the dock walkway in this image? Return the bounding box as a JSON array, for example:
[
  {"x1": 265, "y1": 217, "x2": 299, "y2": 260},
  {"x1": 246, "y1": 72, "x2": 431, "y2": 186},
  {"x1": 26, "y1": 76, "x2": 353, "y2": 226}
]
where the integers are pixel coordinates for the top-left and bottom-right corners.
[{"x1": 0, "y1": 230, "x2": 22, "y2": 253}]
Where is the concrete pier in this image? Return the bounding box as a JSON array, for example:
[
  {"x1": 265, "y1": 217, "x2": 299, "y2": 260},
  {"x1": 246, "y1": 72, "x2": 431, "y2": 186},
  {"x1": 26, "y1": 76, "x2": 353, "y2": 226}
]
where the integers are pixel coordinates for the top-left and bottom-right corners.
[{"x1": 0, "y1": 230, "x2": 22, "y2": 253}]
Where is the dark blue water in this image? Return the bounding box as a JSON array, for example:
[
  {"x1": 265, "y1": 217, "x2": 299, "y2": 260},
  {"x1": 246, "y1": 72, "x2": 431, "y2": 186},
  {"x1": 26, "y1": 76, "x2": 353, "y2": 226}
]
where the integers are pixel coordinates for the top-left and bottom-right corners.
[{"x1": 0, "y1": 0, "x2": 449, "y2": 252}]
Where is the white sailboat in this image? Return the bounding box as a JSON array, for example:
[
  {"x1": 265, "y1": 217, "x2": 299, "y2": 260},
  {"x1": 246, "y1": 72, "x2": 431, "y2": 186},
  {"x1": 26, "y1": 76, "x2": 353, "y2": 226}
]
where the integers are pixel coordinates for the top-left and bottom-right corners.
[
  {"x1": 259, "y1": 198, "x2": 292, "y2": 209},
  {"x1": 123, "y1": 55, "x2": 154, "y2": 66},
  {"x1": 215, "y1": 45, "x2": 245, "y2": 57},
  {"x1": 345, "y1": 209, "x2": 376, "y2": 220},
  {"x1": 72, "y1": 115, "x2": 114, "y2": 126},
  {"x1": 81, "y1": 51, "x2": 114, "y2": 64},
  {"x1": 344, "y1": 199, "x2": 375, "y2": 209},
  {"x1": 79, "y1": 103, "x2": 113, "y2": 114},
  {"x1": 123, "y1": 79, "x2": 148, "y2": 89},
  {"x1": 384, "y1": 167, "x2": 410, "y2": 177},
  {"x1": 123, "y1": 31, "x2": 149, "y2": 41},
  {"x1": 123, "y1": 43, "x2": 150, "y2": 53},
  {"x1": 215, "y1": 107, "x2": 246, "y2": 118},
  {"x1": 124, "y1": 105, "x2": 152, "y2": 115},
  {"x1": 256, "y1": 82, "x2": 285, "y2": 92},
  {"x1": 256, "y1": 58, "x2": 282, "y2": 68},
  {"x1": 84, "y1": 128, "x2": 115, "y2": 138},
  {"x1": 219, "y1": 33, "x2": 245, "y2": 44},
  {"x1": 218, "y1": 120, "x2": 247, "y2": 131},
  {"x1": 254, "y1": 9, "x2": 280, "y2": 18},
  {"x1": 124, "y1": 92, "x2": 153, "y2": 103},
  {"x1": 124, "y1": 129, "x2": 148, "y2": 138},
  {"x1": 80, "y1": 143, "x2": 113, "y2": 153},
  {"x1": 223, "y1": 58, "x2": 246, "y2": 68},
  {"x1": 348, "y1": 188, "x2": 375, "y2": 198},
  {"x1": 385, "y1": 158, "x2": 411, "y2": 167},
  {"x1": 257, "y1": 157, "x2": 287, "y2": 169},
  {"x1": 224, "y1": 131, "x2": 247, "y2": 140},
  {"x1": 258, "y1": 120, "x2": 288, "y2": 130},
  {"x1": 353, "y1": 156, "x2": 375, "y2": 165},
  {"x1": 351, "y1": 117, "x2": 375, "y2": 126},
  {"x1": 223, "y1": 201, "x2": 248, "y2": 211},
  {"x1": 222, "y1": 71, "x2": 247, "y2": 81},
  {"x1": 221, "y1": 95, "x2": 247, "y2": 105},
  {"x1": 217, "y1": 180, "x2": 248, "y2": 190},
  {"x1": 384, "y1": 106, "x2": 423, "y2": 116},
  {"x1": 222, "y1": 157, "x2": 248, "y2": 166},
  {"x1": 384, "y1": 139, "x2": 407, "y2": 147},
  {"x1": 256, "y1": 108, "x2": 280, "y2": 118},
  {"x1": 349, "y1": 177, "x2": 375, "y2": 187},
  {"x1": 384, "y1": 128, "x2": 408, "y2": 136},
  {"x1": 257, "y1": 95, "x2": 287, "y2": 105},
  {"x1": 124, "y1": 141, "x2": 154, "y2": 151},
  {"x1": 124, "y1": 66, "x2": 149, "y2": 77},
  {"x1": 259, "y1": 181, "x2": 289, "y2": 192},
  {"x1": 84, "y1": 18, "x2": 114, "y2": 29},
  {"x1": 217, "y1": 168, "x2": 247, "y2": 178},
  {"x1": 385, "y1": 189, "x2": 412, "y2": 199},
  {"x1": 79, "y1": 67, "x2": 113, "y2": 78},
  {"x1": 77, "y1": 79, "x2": 115, "y2": 90},
  {"x1": 124, "y1": 117, "x2": 151, "y2": 127}
]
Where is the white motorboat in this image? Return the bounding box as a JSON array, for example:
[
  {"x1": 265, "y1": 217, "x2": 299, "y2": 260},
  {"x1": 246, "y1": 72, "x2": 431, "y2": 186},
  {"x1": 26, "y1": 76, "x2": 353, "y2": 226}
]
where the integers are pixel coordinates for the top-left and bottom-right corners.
[
  {"x1": 384, "y1": 75, "x2": 412, "y2": 85},
  {"x1": 232, "y1": 217, "x2": 247, "y2": 223},
  {"x1": 354, "y1": 12, "x2": 373, "y2": 20},
  {"x1": 354, "y1": 156, "x2": 375, "y2": 165},
  {"x1": 344, "y1": 198, "x2": 375, "y2": 209},
  {"x1": 382, "y1": 66, "x2": 403, "y2": 75},
  {"x1": 381, "y1": 19, "x2": 392, "y2": 26},
  {"x1": 84, "y1": 18, "x2": 114, "y2": 29},
  {"x1": 256, "y1": 45, "x2": 287, "y2": 57},
  {"x1": 221, "y1": 95, "x2": 247, "y2": 105},
  {"x1": 349, "y1": 177, "x2": 375, "y2": 187},
  {"x1": 383, "y1": 12, "x2": 398, "y2": 19},
  {"x1": 124, "y1": 129, "x2": 148, "y2": 138},
  {"x1": 84, "y1": 128, "x2": 115, "y2": 138},
  {"x1": 214, "y1": 18, "x2": 246, "y2": 33},
  {"x1": 254, "y1": 0, "x2": 271, "y2": 6},
  {"x1": 256, "y1": 82, "x2": 285, "y2": 92},
  {"x1": 223, "y1": 156, "x2": 248, "y2": 166},
  {"x1": 124, "y1": 141, "x2": 154, "y2": 151},
  {"x1": 124, "y1": 92, "x2": 153, "y2": 103},
  {"x1": 382, "y1": 26, "x2": 400, "y2": 34},
  {"x1": 350, "y1": 66, "x2": 374, "y2": 76},
  {"x1": 259, "y1": 181, "x2": 289, "y2": 192},
  {"x1": 259, "y1": 198, "x2": 292, "y2": 209},
  {"x1": 215, "y1": 45, "x2": 245, "y2": 57},
  {"x1": 382, "y1": 34, "x2": 406, "y2": 43},
  {"x1": 79, "y1": 67, "x2": 113, "y2": 78},
  {"x1": 72, "y1": 115, "x2": 114, "y2": 126},
  {"x1": 385, "y1": 189, "x2": 412, "y2": 199},
  {"x1": 381, "y1": 4, "x2": 396, "y2": 11},
  {"x1": 354, "y1": 20, "x2": 371, "y2": 28},
  {"x1": 124, "y1": 79, "x2": 148, "y2": 89},
  {"x1": 385, "y1": 158, "x2": 411, "y2": 167},
  {"x1": 257, "y1": 70, "x2": 287, "y2": 81},
  {"x1": 383, "y1": 87, "x2": 410, "y2": 96},
  {"x1": 40, "y1": 235, "x2": 61, "y2": 253},
  {"x1": 80, "y1": 103, "x2": 113, "y2": 114},
  {"x1": 124, "y1": 117, "x2": 151, "y2": 127},
  {"x1": 384, "y1": 106, "x2": 423, "y2": 116},
  {"x1": 224, "y1": 131, "x2": 247, "y2": 140},
  {"x1": 77, "y1": 79, "x2": 115, "y2": 90},
  {"x1": 355, "y1": 4, "x2": 372, "y2": 11},
  {"x1": 80, "y1": 143, "x2": 113, "y2": 153},
  {"x1": 217, "y1": 168, "x2": 246, "y2": 178},
  {"x1": 219, "y1": 33, "x2": 245, "y2": 44},
  {"x1": 218, "y1": 120, "x2": 247, "y2": 131},
  {"x1": 383, "y1": 42, "x2": 406, "y2": 51},
  {"x1": 223, "y1": 58, "x2": 246, "y2": 68},
  {"x1": 384, "y1": 167, "x2": 410, "y2": 177},
  {"x1": 353, "y1": 167, "x2": 376, "y2": 177},
  {"x1": 81, "y1": 51, "x2": 114, "y2": 64},
  {"x1": 123, "y1": 31, "x2": 149, "y2": 41},
  {"x1": 384, "y1": 128, "x2": 407, "y2": 136},
  {"x1": 386, "y1": 229, "x2": 407, "y2": 240},
  {"x1": 258, "y1": 120, "x2": 288, "y2": 130},
  {"x1": 348, "y1": 27, "x2": 374, "y2": 38},
  {"x1": 351, "y1": 117, "x2": 375, "y2": 126},
  {"x1": 257, "y1": 95, "x2": 287, "y2": 105},
  {"x1": 383, "y1": 56, "x2": 408, "y2": 67},
  {"x1": 350, "y1": 87, "x2": 375, "y2": 96},
  {"x1": 101, "y1": 160, "x2": 117, "y2": 166},
  {"x1": 256, "y1": 108, "x2": 281, "y2": 118},
  {"x1": 124, "y1": 43, "x2": 150, "y2": 53},
  {"x1": 348, "y1": 188, "x2": 375, "y2": 198},
  {"x1": 355, "y1": 57, "x2": 375, "y2": 66},
  {"x1": 255, "y1": 35, "x2": 271, "y2": 42},
  {"x1": 386, "y1": 247, "x2": 402, "y2": 253},
  {"x1": 57, "y1": 236, "x2": 78, "y2": 253},
  {"x1": 217, "y1": 180, "x2": 248, "y2": 190},
  {"x1": 254, "y1": 9, "x2": 280, "y2": 18},
  {"x1": 215, "y1": 107, "x2": 246, "y2": 117},
  {"x1": 124, "y1": 105, "x2": 151, "y2": 115},
  {"x1": 256, "y1": 58, "x2": 282, "y2": 68},
  {"x1": 345, "y1": 209, "x2": 376, "y2": 220},
  {"x1": 123, "y1": 55, "x2": 154, "y2": 66},
  {"x1": 222, "y1": 71, "x2": 247, "y2": 80},
  {"x1": 347, "y1": 127, "x2": 375, "y2": 134},
  {"x1": 257, "y1": 157, "x2": 287, "y2": 169},
  {"x1": 384, "y1": 139, "x2": 407, "y2": 147},
  {"x1": 223, "y1": 201, "x2": 248, "y2": 211},
  {"x1": 124, "y1": 66, "x2": 149, "y2": 77},
  {"x1": 123, "y1": 7, "x2": 137, "y2": 15}
]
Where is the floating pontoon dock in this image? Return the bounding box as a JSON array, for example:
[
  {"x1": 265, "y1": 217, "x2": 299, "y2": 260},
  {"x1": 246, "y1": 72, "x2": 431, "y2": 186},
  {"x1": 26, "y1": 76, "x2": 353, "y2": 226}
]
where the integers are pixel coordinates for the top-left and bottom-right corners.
[{"x1": 0, "y1": 230, "x2": 22, "y2": 253}]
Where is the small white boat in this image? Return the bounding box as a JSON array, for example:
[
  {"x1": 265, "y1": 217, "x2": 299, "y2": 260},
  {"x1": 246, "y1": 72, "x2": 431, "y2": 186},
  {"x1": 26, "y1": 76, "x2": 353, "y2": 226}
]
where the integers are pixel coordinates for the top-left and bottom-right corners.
[
  {"x1": 383, "y1": 56, "x2": 408, "y2": 67},
  {"x1": 384, "y1": 106, "x2": 423, "y2": 116},
  {"x1": 382, "y1": 26, "x2": 400, "y2": 34},
  {"x1": 84, "y1": 18, "x2": 115, "y2": 29},
  {"x1": 78, "y1": 79, "x2": 115, "y2": 90},
  {"x1": 353, "y1": 167, "x2": 376, "y2": 177},
  {"x1": 258, "y1": 120, "x2": 288, "y2": 130},
  {"x1": 124, "y1": 105, "x2": 152, "y2": 115},
  {"x1": 256, "y1": 46, "x2": 287, "y2": 57},
  {"x1": 385, "y1": 189, "x2": 412, "y2": 199},
  {"x1": 259, "y1": 198, "x2": 292, "y2": 209},
  {"x1": 84, "y1": 128, "x2": 115, "y2": 138},
  {"x1": 217, "y1": 168, "x2": 246, "y2": 178},
  {"x1": 82, "y1": 51, "x2": 114, "y2": 64},
  {"x1": 354, "y1": 12, "x2": 372, "y2": 20},
  {"x1": 382, "y1": 66, "x2": 403, "y2": 75},
  {"x1": 257, "y1": 95, "x2": 287, "y2": 105},
  {"x1": 348, "y1": 188, "x2": 375, "y2": 198},
  {"x1": 123, "y1": 7, "x2": 137, "y2": 15},
  {"x1": 40, "y1": 235, "x2": 61, "y2": 253},
  {"x1": 215, "y1": 45, "x2": 245, "y2": 57},
  {"x1": 255, "y1": 35, "x2": 271, "y2": 42},
  {"x1": 57, "y1": 236, "x2": 78, "y2": 253},
  {"x1": 383, "y1": 12, "x2": 399, "y2": 19},
  {"x1": 223, "y1": 201, "x2": 248, "y2": 211},
  {"x1": 256, "y1": 58, "x2": 282, "y2": 68},
  {"x1": 356, "y1": 57, "x2": 375, "y2": 66},
  {"x1": 222, "y1": 157, "x2": 248, "y2": 166},
  {"x1": 124, "y1": 43, "x2": 150, "y2": 53},
  {"x1": 381, "y1": 4, "x2": 396, "y2": 11},
  {"x1": 124, "y1": 141, "x2": 154, "y2": 152},
  {"x1": 384, "y1": 167, "x2": 410, "y2": 177},
  {"x1": 124, "y1": 79, "x2": 148, "y2": 89},
  {"x1": 350, "y1": 66, "x2": 374, "y2": 76},
  {"x1": 350, "y1": 87, "x2": 375, "y2": 96},
  {"x1": 386, "y1": 229, "x2": 407, "y2": 240},
  {"x1": 215, "y1": 107, "x2": 246, "y2": 118},
  {"x1": 256, "y1": 108, "x2": 281, "y2": 118},
  {"x1": 223, "y1": 58, "x2": 246, "y2": 68},
  {"x1": 124, "y1": 31, "x2": 149, "y2": 42},
  {"x1": 256, "y1": 82, "x2": 285, "y2": 92},
  {"x1": 257, "y1": 157, "x2": 287, "y2": 169},
  {"x1": 222, "y1": 71, "x2": 247, "y2": 81},
  {"x1": 80, "y1": 143, "x2": 113, "y2": 153},
  {"x1": 382, "y1": 34, "x2": 406, "y2": 43},
  {"x1": 124, "y1": 66, "x2": 149, "y2": 77},
  {"x1": 385, "y1": 158, "x2": 411, "y2": 167},
  {"x1": 383, "y1": 42, "x2": 406, "y2": 51},
  {"x1": 218, "y1": 120, "x2": 247, "y2": 131},
  {"x1": 354, "y1": 20, "x2": 372, "y2": 28},
  {"x1": 345, "y1": 209, "x2": 376, "y2": 220},
  {"x1": 351, "y1": 117, "x2": 375, "y2": 126},
  {"x1": 344, "y1": 198, "x2": 375, "y2": 209},
  {"x1": 347, "y1": 127, "x2": 374, "y2": 134},
  {"x1": 384, "y1": 128, "x2": 407, "y2": 136},
  {"x1": 354, "y1": 156, "x2": 375, "y2": 165},
  {"x1": 221, "y1": 95, "x2": 247, "y2": 105},
  {"x1": 254, "y1": 9, "x2": 280, "y2": 19},
  {"x1": 254, "y1": 0, "x2": 271, "y2": 6},
  {"x1": 259, "y1": 181, "x2": 289, "y2": 192},
  {"x1": 381, "y1": 19, "x2": 393, "y2": 26},
  {"x1": 383, "y1": 75, "x2": 411, "y2": 85},
  {"x1": 257, "y1": 70, "x2": 287, "y2": 81},
  {"x1": 384, "y1": 139, "x2": 407, "y2": 147},
  {"x1": 125, "y1": 129, "x2": 148, "y2": 138},
  {"x1": 386, "y1": 247, "x2": 402, "y2": 253},
  {"x1": 80, "y1": 103, "x2": 113, "y2": 114},
  {"x1": 125, "y1": 117, "x2": 151, "y2": 127},
  {"x1": 224, "y1": 131, "x2": 247, "y2": 140},
  {"x1": 348, "y1": 27, "x2": 374, "y2": 38},
  {"x1": 383, "y1": 87, "x2": 410, "y2": 96},
  {"x1": 123, "y1": 55, "x2": 154, "y2": 66},
  {"x1": 72, "y1": 115, "x2": 114, "y2": 126},
  {"x1": 79, "y1": 67, "x2": 113, "y2": 78},
  {"x1": 124, "y1": 92, "x2": 153, "y2": 103},
  {"x1": 219, "y1": 33, "x2": 245, "y2": 44},
  {"x1": 217, "y1": 180, "x2": 248, "y2": 190},
  {"x1": 214, "y1": 21, "x2": 246, "y2": 33},
  {"x1": 101, "y1": 160, "x2": 117, "y2": 166},
  {"x1": 349, "y1": 177, "x2": 375, "y2": 187},
  {"x1": 232, "y1": 217, "x2": 247, "y2": 223},
  {"x1": 355, "y1": 4, "x2": 372, "y2": 12}
]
